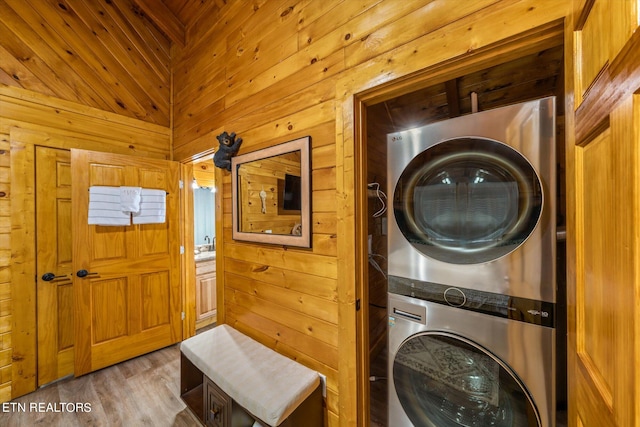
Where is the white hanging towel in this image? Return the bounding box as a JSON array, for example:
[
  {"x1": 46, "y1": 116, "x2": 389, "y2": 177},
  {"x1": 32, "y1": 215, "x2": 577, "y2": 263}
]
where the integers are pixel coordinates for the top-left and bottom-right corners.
[
  {"x1": 120, "y1": 186, "x2": 142, "y2": 213},
  {"x1": 88, "y1": 186, "x2": 131, "y2": 226},
  {"x1": 132, "y1": 188, "x2": 166, "y2": 224}
]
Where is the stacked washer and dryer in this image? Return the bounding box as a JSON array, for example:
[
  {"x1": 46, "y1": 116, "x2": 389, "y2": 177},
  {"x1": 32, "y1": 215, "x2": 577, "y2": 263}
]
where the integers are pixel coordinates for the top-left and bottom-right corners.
[{"x1": 386, "y1": 97, "x2": 557, "y2": 427}]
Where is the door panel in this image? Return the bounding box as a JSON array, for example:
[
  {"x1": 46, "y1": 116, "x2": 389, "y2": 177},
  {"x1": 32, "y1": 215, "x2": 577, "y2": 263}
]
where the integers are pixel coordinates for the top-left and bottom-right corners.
[
  {"x1": 92, "y1": 278, "x2": 128, "y2": 343},
  {"x1": 573, "y1": 96, "x2": 638, "y2": 427},
  {"x1": 574, "y1": 0, "x2": 637, "y2": 105},
  {"x1": 574, "y1": 128, "x2": 616, "y2": 423},
  {"x1": 71, "y1": 149, "x2": 181, "y2": 375},
  {"x1": 140, "y1": 223, "x2": 170, "y2": 256},
  {"x1": 141, "y1": 271, "x2": 171, "y2": 329},
  {"x1": 570, "y1": 1, "x2": 640, "y2": 425},
  {"x1": 36, "y1": 147, "x2": 74, "y2": 385}
]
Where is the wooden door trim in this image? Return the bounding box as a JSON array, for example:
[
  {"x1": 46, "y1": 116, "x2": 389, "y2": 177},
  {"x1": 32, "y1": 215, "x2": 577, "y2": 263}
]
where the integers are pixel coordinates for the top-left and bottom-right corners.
[
  {"x1": 214, "y1": 165, "x2": 225, "y2": 326},
  {"x1": 575, "y1": 28, "x2": 640, "y2": 144},
  {"x1": 346, "y1": 20, "x2": 566, "y2": 425},
  {"x1": 9, "y1": 129, "x2": 37, "y2": 398},
  {"x1": 357, "y1": 18, "x2": 564, "y2": 106},
  {"x1": 181, "y1": 162, "x2": 197, "y2": 339}
]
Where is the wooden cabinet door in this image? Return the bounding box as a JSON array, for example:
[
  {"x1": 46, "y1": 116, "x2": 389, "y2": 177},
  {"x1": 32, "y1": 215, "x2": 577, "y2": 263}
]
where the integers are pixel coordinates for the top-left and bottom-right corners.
[
  {"x1": 204, "y1": 377, "x2": 231, "y2": 427},
  {"x1": 71, "y1": 149, "x2": 182, "y2": 375},
  {"x1": 569, "y1": 1, "x2": 640, "y2": 425},
  {"x1": 196, "y1": 272, "x2": 217, "y2": 320},
  {"x1": 35, "y1": 147, "x2": 74, "y2": 385},
  {"x1": 195, "y1": 260, "x2": 217, "y2": 325}
]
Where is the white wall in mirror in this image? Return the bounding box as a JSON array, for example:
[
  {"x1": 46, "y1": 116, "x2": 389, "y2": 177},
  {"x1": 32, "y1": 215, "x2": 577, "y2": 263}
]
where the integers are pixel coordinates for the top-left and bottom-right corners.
[{"x1": 194, "y1": 187, "x2": 215, "y2": 246}]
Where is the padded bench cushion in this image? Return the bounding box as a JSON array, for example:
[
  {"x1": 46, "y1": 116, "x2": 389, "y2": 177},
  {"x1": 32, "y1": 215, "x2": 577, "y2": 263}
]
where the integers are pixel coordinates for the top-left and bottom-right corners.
[{"x1": 180, "y1": 324, "x2": 320, "y2": 427}]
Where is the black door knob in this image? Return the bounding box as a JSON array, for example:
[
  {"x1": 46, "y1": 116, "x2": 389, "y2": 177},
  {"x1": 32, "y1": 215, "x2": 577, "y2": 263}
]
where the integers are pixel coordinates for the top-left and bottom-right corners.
[
  {"x1": 76, "y1": 269, "x2": 98, "y2": 278},
  {"x1": 42, "y1": 272, "x2": 67, "y2": 281}
]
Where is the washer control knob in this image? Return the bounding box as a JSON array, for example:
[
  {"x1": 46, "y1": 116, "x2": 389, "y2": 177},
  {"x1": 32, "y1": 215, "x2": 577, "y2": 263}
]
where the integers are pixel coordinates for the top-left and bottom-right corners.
[{"x1": 444, "y1": 287, "x2": 466, "y2": 307}]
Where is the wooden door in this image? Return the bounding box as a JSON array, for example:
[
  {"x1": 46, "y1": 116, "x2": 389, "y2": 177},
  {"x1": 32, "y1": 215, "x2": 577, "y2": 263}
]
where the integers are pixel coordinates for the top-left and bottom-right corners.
[
  {"x1": 569, "y1": 1, "x2": 640, "y2": 425},
  {"x1": 71, "y1": 149, "x2": 182, "y2": 375},
  {"x1": 35, "y1": 147, "x2": 74, "y2": 385}
]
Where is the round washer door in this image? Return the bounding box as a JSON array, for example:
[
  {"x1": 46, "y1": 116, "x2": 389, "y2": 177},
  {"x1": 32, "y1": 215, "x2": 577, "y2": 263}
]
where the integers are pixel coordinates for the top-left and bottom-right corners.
[
  {"x1": 392, "y1": 332, "x2": 540, "y2": 427},
  {"x1": 393, "y1": 137, "x2": 543, "y2": 264}
]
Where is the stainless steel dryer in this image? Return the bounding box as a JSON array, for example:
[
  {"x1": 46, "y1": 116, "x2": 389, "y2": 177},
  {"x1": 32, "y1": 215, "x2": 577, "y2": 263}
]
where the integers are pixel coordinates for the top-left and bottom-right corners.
[
  {"x1": 388, "y1": 290, "x2": 555, "y2": 427},
  {"x1": 387, "y1": 97, "x2": 556, "y2": 302}
]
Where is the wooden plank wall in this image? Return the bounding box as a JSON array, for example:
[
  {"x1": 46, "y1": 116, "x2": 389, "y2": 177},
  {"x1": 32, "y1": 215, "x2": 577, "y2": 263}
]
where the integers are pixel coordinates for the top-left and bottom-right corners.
[
  {"x1": 0, "y1": 0, "x2": 171, "y2": 126},
  {"x1": 0, "y1": 0, "x2": 171, "y2": 400},
  {"x1": 171, "y1": 1, "x2": 569, "y2": 424},
  {"x1": 0, "y1": 85, "x2": 171, "y2": 400}
]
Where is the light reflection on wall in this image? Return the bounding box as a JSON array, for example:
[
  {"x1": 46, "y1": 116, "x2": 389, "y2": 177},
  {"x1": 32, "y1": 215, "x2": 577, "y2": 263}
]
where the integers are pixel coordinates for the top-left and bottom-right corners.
[{"x1": 194, "y1": 187, "x2": 215, "y2": 245}]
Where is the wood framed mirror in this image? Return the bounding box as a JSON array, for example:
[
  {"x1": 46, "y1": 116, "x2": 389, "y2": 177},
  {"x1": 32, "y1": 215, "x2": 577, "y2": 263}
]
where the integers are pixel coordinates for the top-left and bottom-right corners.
[{"x1": 231, "y1": 136, "x2": 311, "y2": 248}]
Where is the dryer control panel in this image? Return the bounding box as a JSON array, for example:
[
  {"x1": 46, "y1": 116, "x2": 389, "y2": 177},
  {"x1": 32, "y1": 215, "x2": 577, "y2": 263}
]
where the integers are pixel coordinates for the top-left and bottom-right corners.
[{"x1": 388, "y1": 275, "x2": 555, "y2": 328}]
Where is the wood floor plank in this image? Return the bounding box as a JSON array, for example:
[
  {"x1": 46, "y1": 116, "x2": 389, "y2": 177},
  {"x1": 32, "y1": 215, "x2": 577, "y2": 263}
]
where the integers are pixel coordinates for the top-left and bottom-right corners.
[{"x1": 2, "y1": 344, "x2": 199, "y2": 426}]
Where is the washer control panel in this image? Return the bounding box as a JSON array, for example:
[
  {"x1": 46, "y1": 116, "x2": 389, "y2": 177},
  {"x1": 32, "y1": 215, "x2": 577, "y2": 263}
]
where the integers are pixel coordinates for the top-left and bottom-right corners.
[
  {"x1": 443, "y1": 287, "x2": 466, "y2": 307},
  {"x1": 388, "y1": 275, "x2": 555, "y2": 328}
]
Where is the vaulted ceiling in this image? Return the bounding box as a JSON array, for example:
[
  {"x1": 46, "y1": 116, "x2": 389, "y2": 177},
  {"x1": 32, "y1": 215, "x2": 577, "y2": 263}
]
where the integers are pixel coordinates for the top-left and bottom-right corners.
[
  {"x1": 131, "y1": 0, "x2": 224, "y2": 46},
  {"x1": 0, "y1": 0, "x2": 224, "y2": 126},
  {"x1": 0, "y1": 0, "x2": 173, "y2": 125},
  {"x1": 2, "y1": 1, "x2": 562, "y2": 130}
]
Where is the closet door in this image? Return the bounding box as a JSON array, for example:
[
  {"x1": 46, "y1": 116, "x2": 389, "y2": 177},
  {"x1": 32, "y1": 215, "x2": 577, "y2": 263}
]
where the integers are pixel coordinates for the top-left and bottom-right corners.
[
  {"x1": 35, "y1": 147, "x2": 73, "y2": 385},
  {"x1": 71, "y1": 149, "x2": 182, "y2": 375},
  {"x1": 569, "y1": 1, "x2": 640, "y2": 425}
]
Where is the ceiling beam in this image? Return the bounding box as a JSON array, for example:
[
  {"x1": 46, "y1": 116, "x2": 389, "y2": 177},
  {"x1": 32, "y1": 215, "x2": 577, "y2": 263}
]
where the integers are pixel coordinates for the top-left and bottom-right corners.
[
  {"x1": 133, "y1": 0, "x2": 185, "y2": 47},
  {"x1": 445, "y1": 78, "x2": 460, "y2": 117}
]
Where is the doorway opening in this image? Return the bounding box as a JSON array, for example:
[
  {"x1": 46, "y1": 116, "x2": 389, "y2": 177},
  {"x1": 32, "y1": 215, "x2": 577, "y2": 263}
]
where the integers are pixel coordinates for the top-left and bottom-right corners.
[
  {"x1": 190, "y1": 157, "x2": 218, "y2": 331},
  {"x1": 354, "y1": 24, "x2": 567, "y2": 426}
]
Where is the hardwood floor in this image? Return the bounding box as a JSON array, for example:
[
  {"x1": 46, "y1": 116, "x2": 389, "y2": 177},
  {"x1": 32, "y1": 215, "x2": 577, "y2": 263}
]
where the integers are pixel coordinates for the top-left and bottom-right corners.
[
  {"x1": 2, "y1": 344, "x2": 200, "y2": 426},
  {"x1": 3, "y1": 331, "x2": 566, "y2": 426}
]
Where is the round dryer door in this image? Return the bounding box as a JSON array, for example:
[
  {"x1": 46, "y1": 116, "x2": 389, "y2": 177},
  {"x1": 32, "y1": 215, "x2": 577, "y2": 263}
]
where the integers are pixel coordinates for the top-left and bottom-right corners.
[
  {"x1": 392, "y1": 332, "x2": 540, "y2": 427},
  {"x1": 393, "y1": 137, "x2": 543, "y2": 264}
]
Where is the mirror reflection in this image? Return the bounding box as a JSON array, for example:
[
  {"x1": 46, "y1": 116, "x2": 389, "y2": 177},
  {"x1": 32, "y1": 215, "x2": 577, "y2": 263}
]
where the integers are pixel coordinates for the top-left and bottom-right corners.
[
  {"x1": 231, "y1": 136, "x2": 311, "y2": 248},
  {"x1": 194, "y1": 186, "x2": 215, "y2": 251},
  {"x1": 236, "y1": 150, "x2": 302, "y2": 235}
]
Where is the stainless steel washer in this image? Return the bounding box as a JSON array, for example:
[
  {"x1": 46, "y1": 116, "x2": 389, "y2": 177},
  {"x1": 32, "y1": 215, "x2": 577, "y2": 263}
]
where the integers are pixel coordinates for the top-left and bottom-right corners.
[
  {"x1": 388, "y1": 290, "x2": 555, "y2": 427},
  {"x1": 387, "y1": 97, "x2": 556, "y2": 302}
]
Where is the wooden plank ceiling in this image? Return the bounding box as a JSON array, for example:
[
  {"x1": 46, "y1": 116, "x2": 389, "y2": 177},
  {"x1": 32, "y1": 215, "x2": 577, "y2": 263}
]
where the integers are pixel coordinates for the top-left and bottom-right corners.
[
  {"x1": 0, "y1": 0, "x2": 172, "y2": 126},
  {"x1": 154, "y1": 0, "x2": 223, "y2": 36},
  {"x1": 0, "y1": 0, "x2": 224, "y2": 125},
  {"x1": 130, "y1": 0, "x2": 222, "y2": 47}
]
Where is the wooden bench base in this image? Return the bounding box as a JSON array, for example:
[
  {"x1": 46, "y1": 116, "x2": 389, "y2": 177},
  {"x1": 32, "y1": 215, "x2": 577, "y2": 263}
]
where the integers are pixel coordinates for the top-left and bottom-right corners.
[{"x1": 180, "y1": 352, "x2": 323, "y2": 427}]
